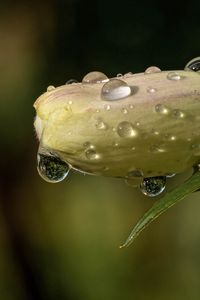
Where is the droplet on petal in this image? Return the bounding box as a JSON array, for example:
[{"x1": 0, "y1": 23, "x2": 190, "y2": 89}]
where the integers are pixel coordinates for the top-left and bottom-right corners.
[
  {"x1": 47, "y1": 85, "x2": 55, "y2": 92},
  {"x1": 101, "y1": 79, "x2": 131, "y2": 101},
  {"x1": 172, "y1": 109, "x2": 185, "y2": 118},
  {"x1": 117, "y1": 122, "x2": 138, "y2": 138},
  {"x1": 66, "y1": 79, "x2": 78, "y2": 84},
  {"x1": 145, "y1": 66, "x2": 161, "y2": 74},
  {"x1": 124, "y1": 72, "x2": 133, "y2": 78},
  {"x1": 127, "y1": 169, "x2": 143, "y2": 178},
  {"x1": 167, "y1": 72, "x2": 184, "y2": 81},
  {"x1": 82, "y1": 71, "x2": 108, "y2": 83},
  {"x1": 147, "y1": 86, "x2": 157, "y2": 93}
]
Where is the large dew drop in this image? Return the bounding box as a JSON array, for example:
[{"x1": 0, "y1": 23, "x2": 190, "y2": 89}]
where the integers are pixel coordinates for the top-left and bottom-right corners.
[
  {"x1": 37, "y1": 153, "x2": 70, "y2": 183},
  {"x1": 101, "y1": 79, "x2": 131, "y2": 101},
  {"x1": 140, "y1": 176, "x2": 166, "y2": 197},
  {"x1": 82, "y1": 71, "x2": 108, "y2": 83},
  {"x1": 117, "y1": 121, "x2": 138, "y2": 138}
]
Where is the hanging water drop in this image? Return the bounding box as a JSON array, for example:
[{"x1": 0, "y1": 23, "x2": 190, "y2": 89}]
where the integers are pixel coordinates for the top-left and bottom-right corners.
[
  {"x1": 140, "y1": 176, "x2": 166, "y2": 197},
  {"x1": 101, "y1": 79, "x2": 131, "y2": 101},
  {"x1": 117, "y1": 121, "x2": 138, "y2": 138},
  {"x1": 167, "y1": 72, "x2": 184, "y2": 81},
  {"x1": 145, "y1": 66, "x2": 161, "y2": 74},
  {"x1": 37, "y1": 153, "x2": 69, "y2": 183},
  {"x1": 82, "y1": 71, "x2": 108, "y2": 83},
  {"x1": 184, "y1": 57, "x2": 200, "y2": 72}
]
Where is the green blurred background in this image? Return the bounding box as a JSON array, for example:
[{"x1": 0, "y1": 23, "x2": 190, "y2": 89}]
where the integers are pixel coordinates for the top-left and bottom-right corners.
[{"x1": 1, "y1": 0, "x2": 200, "y2": 299}]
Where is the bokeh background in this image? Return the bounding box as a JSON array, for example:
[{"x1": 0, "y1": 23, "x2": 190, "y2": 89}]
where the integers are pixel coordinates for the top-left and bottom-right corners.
[{"x1": 1, "y1": 0, "x2": 200, "y2": 299}]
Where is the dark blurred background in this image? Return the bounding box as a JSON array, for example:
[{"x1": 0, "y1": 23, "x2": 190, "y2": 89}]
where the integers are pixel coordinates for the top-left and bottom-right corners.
[{"x1": 1, "y1": 0, "x2": 200, "y2": 299}]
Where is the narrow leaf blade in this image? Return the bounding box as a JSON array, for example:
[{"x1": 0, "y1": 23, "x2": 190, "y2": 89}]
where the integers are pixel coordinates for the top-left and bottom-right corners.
[{"x1": 120, "y1": 171, "x2": 200, "y2": 248}]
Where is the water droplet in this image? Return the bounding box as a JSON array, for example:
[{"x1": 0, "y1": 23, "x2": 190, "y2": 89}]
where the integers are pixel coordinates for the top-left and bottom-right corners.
[
  {"x1": 68, "y1": 100, "x2": 73, "y2": 105},
  {"x1": 127, "y1": 169, "x2": 143, "y2": 178},
  {"x1": 117, "y1": 73, "x2": 123, "y2": 77},
  {"x1": 101, "y1": 79, "x2": 131, "y2": 101},
  {"x1": 172, "y1": 109, "x2": 185, "y2": 118},
  {"x1": 82, "y1": 71, "x2": 108, "y2": 83},
  {"x1": 140, "y1": 176, "x2": 166, "y2": 197},
  {"x1": 167, "y1": 72, "x2": 184, "y2": 81},
  {"x1": 124, "y1": 72, "x2": 133, "y2": 78},
  {"x1": 149, "y1": 145, "x2": 166, "y2": 153},
  {"x1": 117, "y1": 122, "x2": 138, "y2": 138},
  {"x1": 113, "y1": 142, "x2": 119, "y2": 147},
  {"x1": 155, "y1": 104, "x2": 169, "y2": 114},
  {"x1": 85, "y1": 149, "x2": 100, "y2": 160},
  {"x1": 83, "y1": 142, "x2": 95, "y2": 149},
  {"x1": 147, "y1": 86, "x2": 157, "y2": 93},
  {"x1": 47, "y1": 85, "x2": 55, "y2": 92},
  {"x1": 145, "y1": 66, "x2": 161, "y2": 74},
  {"x1": 66, "y1": 79, "x2": 78, "y2": 84},
  {"x1": 121, "y1": 107, "x2": 128, "y2": 114},
  {"x1": 37, "y1": 153, "x2": 69, "y2": 183},
  {"x1": 95, "y1": 118, "x2": 108, "y2": 130},
  {"x1": 152, "y1": 130, "x2": 159, "y2": 135},
  {"x1": 185, "y1": 57, "x2": 200, "y2": 72},
  {"x1": 104, "y1": 104, "x2": 111, "y2": 111}
]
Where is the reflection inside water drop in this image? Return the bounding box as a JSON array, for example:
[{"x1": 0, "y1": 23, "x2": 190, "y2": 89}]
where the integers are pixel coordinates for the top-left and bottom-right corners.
[
  {"x1": 37, "y1": 153, "x2": 70, "y2": 183},
  {"x1": 140, "y1": 176, "x2": 166, "y2": 197}
]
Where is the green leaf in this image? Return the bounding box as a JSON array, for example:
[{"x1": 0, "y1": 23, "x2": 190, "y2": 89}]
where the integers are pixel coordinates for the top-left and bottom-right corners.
[{"x1": 120, "y1": 170, "x2": 200, "y2": 248}]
